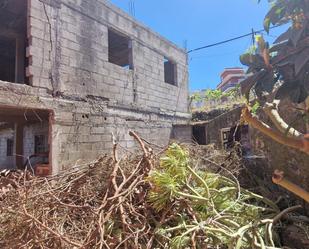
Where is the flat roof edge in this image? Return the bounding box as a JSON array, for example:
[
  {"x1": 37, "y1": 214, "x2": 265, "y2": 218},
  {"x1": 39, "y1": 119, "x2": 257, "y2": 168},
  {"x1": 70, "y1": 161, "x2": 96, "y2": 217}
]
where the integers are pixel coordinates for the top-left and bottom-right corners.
[{"x1": 102, "y1": 0, "x2": 187, "y2": 54}]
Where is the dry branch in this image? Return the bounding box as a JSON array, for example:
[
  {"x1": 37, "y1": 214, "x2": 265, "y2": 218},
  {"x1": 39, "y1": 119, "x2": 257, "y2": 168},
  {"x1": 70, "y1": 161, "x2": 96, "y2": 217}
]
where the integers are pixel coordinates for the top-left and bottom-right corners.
[
  {"x1": 242, "y1": 107, "x2": 309, "y2": 155},
  {"x1": 0, "y1": 132, "x2": 302, "y2": 249},
  {"x1": 272, "y1": 170, "x2": 309, "y2": 203},
  {"x1": 263, "y1": 100, "x2": 302, "y2": 138}
]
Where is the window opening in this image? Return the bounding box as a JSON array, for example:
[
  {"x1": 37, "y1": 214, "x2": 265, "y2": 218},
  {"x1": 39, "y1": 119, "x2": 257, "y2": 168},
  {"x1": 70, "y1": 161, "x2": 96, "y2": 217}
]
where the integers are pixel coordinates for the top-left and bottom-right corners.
[
  {"x1": 164, "y1": 57, "x2": 177, "y2": 85},
  {"x1": 0, "y1": 0, "x2": 28, "y2": 84},
  {"x1": 108, "y1": 29, "x2": 133, "y2": 69},
  {"x1": 6, "y1": 138, "x2": 13, "y2": 156},
  {"x1": 34, "y1": 135, "x2": 48, "y2": 154}
]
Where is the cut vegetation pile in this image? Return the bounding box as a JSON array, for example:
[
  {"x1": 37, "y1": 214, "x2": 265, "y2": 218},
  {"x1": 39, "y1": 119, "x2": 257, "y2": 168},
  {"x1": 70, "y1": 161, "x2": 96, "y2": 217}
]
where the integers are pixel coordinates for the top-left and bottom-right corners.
[{"x1": 0, "y1": 132, "x2": 304, "y2": 248}]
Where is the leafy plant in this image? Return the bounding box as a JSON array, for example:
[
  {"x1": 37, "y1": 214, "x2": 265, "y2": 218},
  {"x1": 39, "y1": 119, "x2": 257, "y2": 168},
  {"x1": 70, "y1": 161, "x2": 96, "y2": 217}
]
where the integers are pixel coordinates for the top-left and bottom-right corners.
[
  {"x1": 147, "y1": 144, "x2": 281, "y2": 249},
  {"x1": 241, "y1": 0, "x2": 309, "y2": 155},
  {"x1": 190, "y1": 92, "x2": 203, "y2": 103},
  {"x1": 205, "y1": 89, "x2": 224, "y2": 101},
  {"x1": 251, "y1": 101, "x2": 261, "y2": 114}
]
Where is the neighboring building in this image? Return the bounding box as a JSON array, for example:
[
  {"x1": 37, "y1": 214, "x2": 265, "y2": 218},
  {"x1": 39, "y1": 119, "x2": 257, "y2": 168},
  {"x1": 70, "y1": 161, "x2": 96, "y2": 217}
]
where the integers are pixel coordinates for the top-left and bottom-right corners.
[
  {"x1": 0, "y1": 0, "x2": 190, "y2": 174},
  {"x1": 217, "y1": 67, "x2": 245, "y2": 92},
  {"x1": 191, "y1": 105, "x2": 309, "y2": 190},
  {"x1": 191, "y1": 67, "x2": 245, "y2": 109},
  {"x1": 192, "y1": 106, "x2": 245, "y2": 148}
]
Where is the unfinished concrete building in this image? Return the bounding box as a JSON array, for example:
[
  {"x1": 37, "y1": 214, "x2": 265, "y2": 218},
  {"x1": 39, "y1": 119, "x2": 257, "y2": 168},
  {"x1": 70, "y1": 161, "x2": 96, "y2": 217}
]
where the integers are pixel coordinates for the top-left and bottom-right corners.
[{"x1": 0, "y1": 0, "x2": 190, "y2": 174}]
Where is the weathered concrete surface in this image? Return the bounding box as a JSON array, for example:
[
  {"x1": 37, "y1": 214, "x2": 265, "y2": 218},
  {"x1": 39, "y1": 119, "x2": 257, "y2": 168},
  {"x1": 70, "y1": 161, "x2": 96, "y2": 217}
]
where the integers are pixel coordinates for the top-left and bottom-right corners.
[
  {"x1": 192, "y1": 106, "x2": 309, "y2": 190},
  {"x1": 27, "y1": 0, "x2": 189, "y2": 112},
  {"x1": 0, "y1": 0, "x2": 191, "y2": 174},
  {"x1": 192, "y1": 107, "x2": 242, "y2": 147},
  {"x1": 250, "y1": 129, "x2": 309, "y2": 190},
  {"x1": 171, "y1": 125, "x2": 193, "y2": 143}
]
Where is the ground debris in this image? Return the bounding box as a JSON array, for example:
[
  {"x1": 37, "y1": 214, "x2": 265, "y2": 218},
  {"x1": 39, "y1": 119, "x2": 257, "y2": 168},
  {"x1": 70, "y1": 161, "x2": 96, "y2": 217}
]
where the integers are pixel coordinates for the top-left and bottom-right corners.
[{"x1": 0, "y1": 133, "x2": 307, "y2": 248}]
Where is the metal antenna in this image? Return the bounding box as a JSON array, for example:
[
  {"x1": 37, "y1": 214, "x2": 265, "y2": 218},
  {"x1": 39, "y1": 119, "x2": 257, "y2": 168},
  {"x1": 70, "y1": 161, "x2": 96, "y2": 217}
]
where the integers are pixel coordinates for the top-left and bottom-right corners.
[{"x1": 129, "y1": 0, "x2": 136, "y2": 17}]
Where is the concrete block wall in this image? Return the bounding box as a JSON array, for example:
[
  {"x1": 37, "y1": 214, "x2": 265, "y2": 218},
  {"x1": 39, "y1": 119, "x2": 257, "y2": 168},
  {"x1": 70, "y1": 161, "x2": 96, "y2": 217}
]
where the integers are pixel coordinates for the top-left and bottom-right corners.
[
  {"x1": 0, "y1": 129, "x2": 15, "y2": 169},
  {"x1": 51, "y1": 100, "x2": 179, "y2": 172},
  {"x1": 27, "y1": 0, "x2": 189, "y2": 113},
  {"x1": 171, "y1": 125, "x2": 193, "y2": 143},
  {"x1": 0, "y1": 0, "x2": 190, "y2": 174},
  {"x1": 0, "y1": 80, "x2": 190, "y2": 174}
]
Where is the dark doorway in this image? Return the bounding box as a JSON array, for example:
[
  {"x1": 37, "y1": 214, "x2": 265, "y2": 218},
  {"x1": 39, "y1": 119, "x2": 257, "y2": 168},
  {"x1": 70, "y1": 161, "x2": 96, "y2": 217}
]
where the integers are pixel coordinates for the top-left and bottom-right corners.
[{"x1": 193, "y1": 125, "x2": 206, "y2": 145}]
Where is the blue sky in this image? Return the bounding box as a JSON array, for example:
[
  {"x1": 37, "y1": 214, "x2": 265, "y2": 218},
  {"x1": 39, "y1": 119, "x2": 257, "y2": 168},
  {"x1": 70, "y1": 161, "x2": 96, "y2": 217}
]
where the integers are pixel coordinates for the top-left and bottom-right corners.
[{"x1": 109, "y1": 0, "x2": 287, "y2": 91}]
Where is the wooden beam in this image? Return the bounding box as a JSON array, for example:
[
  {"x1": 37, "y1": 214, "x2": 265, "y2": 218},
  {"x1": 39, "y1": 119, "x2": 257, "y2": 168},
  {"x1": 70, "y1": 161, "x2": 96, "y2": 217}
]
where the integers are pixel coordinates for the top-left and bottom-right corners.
[
  {"x1": 0, "y1": 123, "x2": 14, "y2": 131},
  {"x1": 0, "y1": 115, "x2": 42, "y2": 123}
]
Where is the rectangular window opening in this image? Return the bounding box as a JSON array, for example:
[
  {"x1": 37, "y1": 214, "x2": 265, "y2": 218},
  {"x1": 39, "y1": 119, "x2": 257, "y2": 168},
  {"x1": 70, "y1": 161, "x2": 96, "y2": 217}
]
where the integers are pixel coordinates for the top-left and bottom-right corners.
[
  {"x1": 108, "y1": 29, "x2": 133, "y2": 69},
  {"x1": 221, "y1": 127, "x2": 231, "y2": 149},
  {"x1": 34, "y1": 134, "x2": 48, "y2": 154},
  {"x1": 164, "y1": 57, "x2": 177, "y2": 86},
  {"x1": 0, "y1": 0, "x2": 28, "y2": 84},
  {"x1": 6, "y1": 139, "x2": 13, "y2": 156}
]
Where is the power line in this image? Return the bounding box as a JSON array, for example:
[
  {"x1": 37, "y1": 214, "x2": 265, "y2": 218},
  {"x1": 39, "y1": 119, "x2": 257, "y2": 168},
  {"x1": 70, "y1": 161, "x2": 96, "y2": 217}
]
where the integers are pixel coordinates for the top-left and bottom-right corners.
[
  {"x1": 190, "y1": 36, "x2": 252, "y2": 61},
  {"x1": 187, "y1": 25, "x2": 281, "y2": 54}
]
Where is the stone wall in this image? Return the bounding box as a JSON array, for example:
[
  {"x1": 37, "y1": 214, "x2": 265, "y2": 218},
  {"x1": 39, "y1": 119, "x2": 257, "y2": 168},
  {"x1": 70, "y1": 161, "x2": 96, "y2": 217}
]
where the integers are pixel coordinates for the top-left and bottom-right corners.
[
  {"x1": 248, "y1": 99, "x2": 309, "y2": 190},
  {"x1": 192, "y1": 106, "x2": 309, "y2": 191},
  {"x1": 193, "y1": 107, "x2": 242, "y2": 148},
  {"x1": 249, "y1": 128, "x2": 309, "y2": 190}
]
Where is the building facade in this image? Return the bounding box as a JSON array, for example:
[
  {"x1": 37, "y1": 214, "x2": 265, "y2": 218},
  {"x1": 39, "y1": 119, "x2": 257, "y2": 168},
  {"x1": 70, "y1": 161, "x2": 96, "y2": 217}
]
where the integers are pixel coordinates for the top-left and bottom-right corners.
[
  {"x1": 217, "y1": 67, "x2": 245, "y2": 92},
  {"x1": 0, "y1": 0, "x2": 190, "y2": 174}
]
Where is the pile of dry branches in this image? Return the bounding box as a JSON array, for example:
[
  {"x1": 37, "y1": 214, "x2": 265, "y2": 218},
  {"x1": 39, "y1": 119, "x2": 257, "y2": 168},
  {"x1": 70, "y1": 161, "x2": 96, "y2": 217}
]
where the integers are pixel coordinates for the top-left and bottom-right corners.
[
  {"x1": 0, "y1": 132, "x2": 302, "y2": 248},
  {"x1": 0, "y1": 131, "x2": 154, "y2": 248}
]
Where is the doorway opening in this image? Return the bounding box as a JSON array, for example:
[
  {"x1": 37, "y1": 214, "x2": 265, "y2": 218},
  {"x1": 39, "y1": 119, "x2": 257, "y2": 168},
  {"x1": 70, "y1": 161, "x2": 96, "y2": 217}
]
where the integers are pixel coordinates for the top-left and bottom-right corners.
[{"x1": 0, "y1": 106, "x2": 52, "y2": 176}]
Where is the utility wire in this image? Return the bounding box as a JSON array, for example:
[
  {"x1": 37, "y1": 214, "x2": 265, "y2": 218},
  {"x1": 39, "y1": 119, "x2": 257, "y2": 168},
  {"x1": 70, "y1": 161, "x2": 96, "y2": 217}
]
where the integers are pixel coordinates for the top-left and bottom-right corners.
[
  {"x1": 187, "y1": 25, "x2": 281, "y2": 54},
  {"x1": 190, "y1": 36, "x2": 252, "y2": 60}
]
